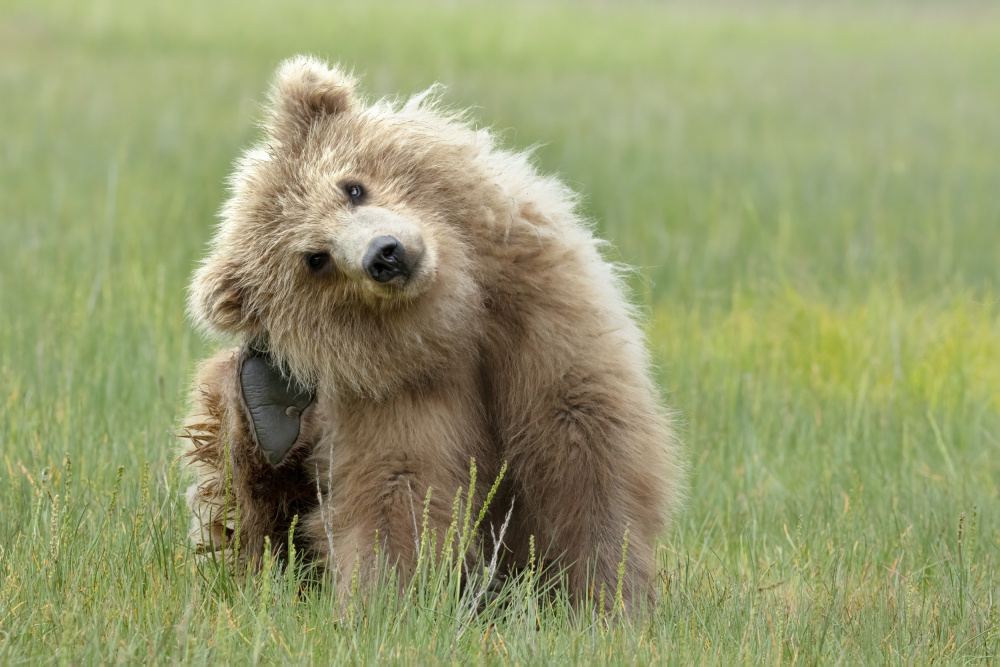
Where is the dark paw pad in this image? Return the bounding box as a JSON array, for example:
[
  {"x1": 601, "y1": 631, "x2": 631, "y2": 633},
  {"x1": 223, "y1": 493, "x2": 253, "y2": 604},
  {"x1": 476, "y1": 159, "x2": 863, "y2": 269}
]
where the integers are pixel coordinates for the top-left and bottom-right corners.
[{"x1": 238, "y1": 346, "x2": 314, "y2": 466}]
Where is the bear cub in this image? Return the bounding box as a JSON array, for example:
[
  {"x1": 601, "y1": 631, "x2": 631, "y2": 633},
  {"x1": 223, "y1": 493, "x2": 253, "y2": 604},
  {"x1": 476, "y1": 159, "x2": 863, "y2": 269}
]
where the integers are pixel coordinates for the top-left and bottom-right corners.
[{"x1": 180, "y1": 56, "x2": 684, "y2": 610}]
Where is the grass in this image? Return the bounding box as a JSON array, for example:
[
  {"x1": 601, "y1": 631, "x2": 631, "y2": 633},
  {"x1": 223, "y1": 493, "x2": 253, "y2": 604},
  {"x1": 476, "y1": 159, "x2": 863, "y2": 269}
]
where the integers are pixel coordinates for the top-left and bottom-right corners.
[{"x1": 1, "y1": 0, "x2": 999, "y2": 663}]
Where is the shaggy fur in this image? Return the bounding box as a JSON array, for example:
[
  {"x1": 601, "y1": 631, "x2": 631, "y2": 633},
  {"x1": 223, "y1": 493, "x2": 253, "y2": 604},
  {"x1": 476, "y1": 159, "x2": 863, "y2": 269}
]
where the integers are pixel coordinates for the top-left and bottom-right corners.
[{"x1": 179, "y1": 56, "x2": 684, "y2": 609}]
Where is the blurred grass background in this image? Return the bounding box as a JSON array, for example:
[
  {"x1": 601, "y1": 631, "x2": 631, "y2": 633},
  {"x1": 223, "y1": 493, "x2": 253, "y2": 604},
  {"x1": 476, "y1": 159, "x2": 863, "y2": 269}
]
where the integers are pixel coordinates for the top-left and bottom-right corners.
[{"x1": 1, "y1": 0, "x2": 998, "y2": 663}]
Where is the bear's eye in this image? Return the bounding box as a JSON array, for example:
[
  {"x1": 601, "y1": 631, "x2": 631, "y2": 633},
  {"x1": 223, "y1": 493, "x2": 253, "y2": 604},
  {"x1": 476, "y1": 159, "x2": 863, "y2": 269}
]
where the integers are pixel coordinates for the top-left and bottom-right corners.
[
  {"x1": 344, "y1": 183, "x2": 365, "y2": 204},
  {"x1": 305, "y1": 252, "x2": 331, "y2": 273}
]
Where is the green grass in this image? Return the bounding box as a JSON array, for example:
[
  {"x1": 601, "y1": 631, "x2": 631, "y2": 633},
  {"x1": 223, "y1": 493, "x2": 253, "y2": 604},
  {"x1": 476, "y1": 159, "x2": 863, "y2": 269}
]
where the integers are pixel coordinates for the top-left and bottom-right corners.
[{"x1": 2, "y1": 0, "x2": 999, "y2": 663}]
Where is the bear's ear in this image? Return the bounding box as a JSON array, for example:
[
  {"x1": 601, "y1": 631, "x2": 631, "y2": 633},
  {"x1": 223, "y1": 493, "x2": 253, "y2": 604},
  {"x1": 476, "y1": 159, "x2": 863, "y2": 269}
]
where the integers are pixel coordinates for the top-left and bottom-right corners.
[
  {"x1": 265, "y1": 56, "x2": 358, "y2": 146},
  {"x1": 188, "y1": 258, "x2": 247, "y2": 335}
]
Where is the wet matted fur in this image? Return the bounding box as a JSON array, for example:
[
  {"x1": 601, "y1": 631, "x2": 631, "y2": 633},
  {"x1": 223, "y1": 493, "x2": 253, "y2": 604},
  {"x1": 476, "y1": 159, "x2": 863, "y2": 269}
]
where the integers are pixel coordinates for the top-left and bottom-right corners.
[{"x1": 179, "y1": 56, "x2": 685, "y2": 609}]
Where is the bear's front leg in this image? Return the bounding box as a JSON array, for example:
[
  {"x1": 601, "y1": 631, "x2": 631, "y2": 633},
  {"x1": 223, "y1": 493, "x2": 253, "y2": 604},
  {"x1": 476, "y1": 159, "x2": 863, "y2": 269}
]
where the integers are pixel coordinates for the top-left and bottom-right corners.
[
  {"x1": 303, "y1": 372, "x2": 494, "y2": 596},
  {"x1": 179, "y1": 347, "x2": 319, "y2": 565},
  {"x1": 488, "y1": 341, "x2": 681, "y2": 612},
  {"x1": 500, "y1": 375, "x2": 672, "y2": 611}
]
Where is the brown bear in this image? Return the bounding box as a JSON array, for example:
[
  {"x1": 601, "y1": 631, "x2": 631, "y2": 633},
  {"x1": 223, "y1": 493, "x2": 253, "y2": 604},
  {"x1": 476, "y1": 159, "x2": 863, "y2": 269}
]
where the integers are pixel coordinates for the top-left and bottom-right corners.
[{"x1": 179, "y1": 56, "x2": 684, "y2": 610}]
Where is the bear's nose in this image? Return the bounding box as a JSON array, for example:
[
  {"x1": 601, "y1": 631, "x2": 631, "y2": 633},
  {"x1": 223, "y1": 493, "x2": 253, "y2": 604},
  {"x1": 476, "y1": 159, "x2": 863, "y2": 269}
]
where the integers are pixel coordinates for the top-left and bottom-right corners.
[{"x1": 362, "y1": 235, "x2": 409, "y2": 283}]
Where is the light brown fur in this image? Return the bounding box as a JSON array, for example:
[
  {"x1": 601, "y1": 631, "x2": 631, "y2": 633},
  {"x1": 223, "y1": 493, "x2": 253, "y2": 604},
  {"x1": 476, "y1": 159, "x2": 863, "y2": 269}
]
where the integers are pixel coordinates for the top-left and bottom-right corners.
[{"x1": 179, "y1": 56, "x2": 684, "y2": 608}]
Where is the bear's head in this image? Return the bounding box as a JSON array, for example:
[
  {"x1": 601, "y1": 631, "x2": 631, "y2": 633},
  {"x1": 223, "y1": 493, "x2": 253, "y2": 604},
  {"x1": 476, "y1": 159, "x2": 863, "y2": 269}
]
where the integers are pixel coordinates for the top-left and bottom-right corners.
[{"x1": 189, "y1": 57, "x2": 510, "y2": 398}]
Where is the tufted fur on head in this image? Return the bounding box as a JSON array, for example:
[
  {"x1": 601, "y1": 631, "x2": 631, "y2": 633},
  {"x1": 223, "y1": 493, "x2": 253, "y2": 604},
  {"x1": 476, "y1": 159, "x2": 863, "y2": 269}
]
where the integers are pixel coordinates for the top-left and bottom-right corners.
[{"x1": 185, "y1": 56, "x2": 684, "y2": 609}]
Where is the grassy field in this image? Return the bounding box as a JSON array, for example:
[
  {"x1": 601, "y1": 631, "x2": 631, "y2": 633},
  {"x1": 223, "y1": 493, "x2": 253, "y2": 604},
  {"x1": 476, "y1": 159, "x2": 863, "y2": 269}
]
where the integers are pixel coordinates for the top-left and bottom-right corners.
[{"x1": 2, "y1": 0, "x2": 999, "y2": 663}]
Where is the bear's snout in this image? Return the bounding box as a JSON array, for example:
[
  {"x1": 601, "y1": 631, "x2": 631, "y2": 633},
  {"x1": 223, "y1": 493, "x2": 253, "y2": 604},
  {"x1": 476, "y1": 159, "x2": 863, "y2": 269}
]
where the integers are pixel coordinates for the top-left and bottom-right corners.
[
  {"x1": 363, "y1": 235, "x2": 413, "y2": 284},
  {"x1": 340, "y1": 208, "x2": 429, "y2": 289}
]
